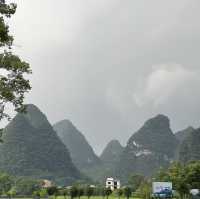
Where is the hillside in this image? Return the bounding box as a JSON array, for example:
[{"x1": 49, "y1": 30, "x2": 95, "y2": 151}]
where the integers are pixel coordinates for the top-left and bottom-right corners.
[
  {"x1": 179, "y1": 128, "x2": 200, "y2": 163},
  {"x1": 100, "y1": 140, "x2": 124, "y2": 164},
  {"x1": 53, "y1": 120, "x2": 101, "y2": 170},
  {"x1": 175, "y1": 126, "x2": 195, "y2": 143},
  {"x1": 83, "y1": 140, "x2": 125, "y2": 183},
  {"x1": 116, "y1": 114, "x2": 178, "y2": 180},
  {"x1": 0, "y1": 104, "x2": 81, "y2": 185}
]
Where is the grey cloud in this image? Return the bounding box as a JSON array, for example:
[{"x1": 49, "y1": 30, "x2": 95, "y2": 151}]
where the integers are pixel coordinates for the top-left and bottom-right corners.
[{"x1": 7, "y1": 0, "x2": 200, "y2": 154}]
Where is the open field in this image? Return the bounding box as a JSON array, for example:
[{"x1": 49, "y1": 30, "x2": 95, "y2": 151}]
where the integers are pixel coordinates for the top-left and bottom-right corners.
[
  {"x1": 55, "y1": 196, "x2": 141, "y2": 199},
  {"x1": 5, "y1": 197, "x2": 141, "y2": 199}
]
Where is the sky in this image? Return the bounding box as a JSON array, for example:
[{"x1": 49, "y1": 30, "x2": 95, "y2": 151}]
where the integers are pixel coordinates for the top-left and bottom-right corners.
[{"x1": 5, "y1": 0, "x2": 200, "y2": 154}]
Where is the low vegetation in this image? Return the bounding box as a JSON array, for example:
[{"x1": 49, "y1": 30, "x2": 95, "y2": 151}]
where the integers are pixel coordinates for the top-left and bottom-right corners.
[{"x1": 0, "y1": 161, "x2": 199, "y2": 199}]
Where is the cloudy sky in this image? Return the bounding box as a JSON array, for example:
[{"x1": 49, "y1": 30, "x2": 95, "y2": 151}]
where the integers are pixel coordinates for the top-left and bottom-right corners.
[{"x1": 8, "y1": 0, "x2": 200, "y2": 154}]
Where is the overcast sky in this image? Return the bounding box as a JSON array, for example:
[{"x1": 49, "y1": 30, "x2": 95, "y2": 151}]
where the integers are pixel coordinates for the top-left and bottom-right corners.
[{"x1": 7, "y1": 0, "x2": 200, "y2": 154}]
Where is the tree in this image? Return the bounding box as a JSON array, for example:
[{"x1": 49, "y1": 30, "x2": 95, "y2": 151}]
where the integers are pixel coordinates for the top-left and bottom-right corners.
[
  {"x1": 39, "y1": 189, "x2": 48, "y2": 198},
  {"x1": 155, "y1": 162, "x2": 197, "y2": 199},
  {"x1": 0, "y1": 0, "x2": 31, "y2": 122},
  {"x1": 116, "y1": 188, "x2": 123, "y2": 199},
  {"x1": 98, "y1": 186, "x2": 106, "y2": 198},
  {"x1": 104, "y1": 188, "x2": 112, "y2": 199},
  {"x1": 185, "y1": 161, "x2": 200, "y2": 189},
  {"x1": 77, "y1": 187, "x2": 84, "y2": 199},
  {"x1": 85, "y1": 186, "x2": 94, "y2": 199},
  {"x1": 0, "y1": 172, "x2": 13, "y2": 195},
  {"x1": 69, "y1": 186, "x2": 78, "y2": 199},
  {"x1": 128, "y1": 174, "x2": 145, "y2": 191},
  {"x1": 123, "y1": 187, "x2": 132, "y2": 199},
  {"x1": 6, "y1": 187, "x2": 16, "y2": 199},
  {"x1": 47, "y1": 186, "x2": 58, "y2": 199},
  {"x1": 138, "y1": 182, "x2": 151, "y2": 199},
  {"x1": 60, "y1": 188, "x2": 68, "y2": 199},
  {"x1": 15, "y1": 178, "x2": 40, "y2": 196},
  {"x1": 32, "y1": 190, "x2": 41, "y2": 199}
]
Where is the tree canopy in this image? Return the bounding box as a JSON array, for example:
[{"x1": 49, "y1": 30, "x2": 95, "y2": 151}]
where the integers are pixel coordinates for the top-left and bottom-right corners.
[
  {"x1": 155, "y1": 161, "x2": 200, "y2": 199},
  {"x1": 0, "y1": 0, "x2": 31, "y2": 122}
]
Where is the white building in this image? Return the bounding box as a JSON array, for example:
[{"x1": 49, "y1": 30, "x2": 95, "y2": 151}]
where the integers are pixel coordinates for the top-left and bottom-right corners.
[
  {"x1": 106, "y1": 177, "x2": 120, "y2": 190},
  {"x1": 41, "y1": 179, "x2": 54, "y2": 188}
]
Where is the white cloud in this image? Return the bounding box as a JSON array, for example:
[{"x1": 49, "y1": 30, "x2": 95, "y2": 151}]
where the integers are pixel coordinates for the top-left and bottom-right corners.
[{"x1": 133, "y1": 64, "x2": 196, "y2": 107}]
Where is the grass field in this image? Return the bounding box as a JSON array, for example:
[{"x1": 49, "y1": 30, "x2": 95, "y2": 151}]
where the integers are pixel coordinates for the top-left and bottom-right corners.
[
  {"x1": 55, "y1": 196, "x2": 141, "y2": 199},
  {"x1": 7, "y1": 196, "x2": 140, "y2": 199}
]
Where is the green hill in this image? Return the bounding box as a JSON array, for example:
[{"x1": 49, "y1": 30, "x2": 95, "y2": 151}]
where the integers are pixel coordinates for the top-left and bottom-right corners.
[
  {"x1": 0, "y1": 104, "x2": 82, "y2": 185},
  {"x1": 100, "y1": 139, "x2": 124, "y2": 165},
  {"x1": 179, "y1": 128, "x2": 200, "y2": 163},
  {"x1": 175, "y1": 126, "x2": 195, "y2": 143},
  {"x1": 116, "y1": 114, "x2": 178, "y2": 181},
  {"x1": 53, "y1": 120, "x2": 101, "y2": 170}
]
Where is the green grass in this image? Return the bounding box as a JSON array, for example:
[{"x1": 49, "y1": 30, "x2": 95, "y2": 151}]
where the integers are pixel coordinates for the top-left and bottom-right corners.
[
  {"x1": 9, "y1": 196, "x2": 141, "y2": 199},
  {"x1": 56, "y1": 196, "x2": 141, "y2": 199}
]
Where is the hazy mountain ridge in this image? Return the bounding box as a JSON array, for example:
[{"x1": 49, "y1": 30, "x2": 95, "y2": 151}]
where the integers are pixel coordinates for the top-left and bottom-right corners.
[
  {"x1": 128, "y1": 114, "x2": 178, "y2": 158},
  {"x1": 0, "y1": 105, "x2": 82, "y2": 185},
  {"x1": 78, "y1": 140, "x2": 124, "y2": 183},
  {"x1": 116, "y1": 115, "x2": 179, "y2": 180},
  {"x1": 53, "y1": 120, "x2": 101, "y2": 170},
  {"x1": 175, "y1": 126, "x2": 195, "y2": 142},
  {"x1": 179, "y1": 128, "x2": 200, "y2": 163},
  {"x1": 1, "y1": 106, "x2": 200, "y2": 184},
  {"x1": 100, "y1": 139, "x2": 124, "y2": 164}
]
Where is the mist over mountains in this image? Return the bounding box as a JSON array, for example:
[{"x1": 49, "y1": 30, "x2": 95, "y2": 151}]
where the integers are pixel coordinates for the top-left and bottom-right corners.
[
  {"x1": 53, "y1": 120, "x2": 101, "y2": 171},
  {"x1": 0, "y1": 104, "x2": 199, "y2": 184}
]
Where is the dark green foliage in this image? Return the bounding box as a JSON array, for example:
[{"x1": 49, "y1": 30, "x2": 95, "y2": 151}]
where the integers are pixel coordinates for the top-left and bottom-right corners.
[
  {"x1": 116, "y1": 115, "x2": 178, "y2": 180},
  {"x1": 47, "y1": 186, "x2": 58, "y2": 196},
  {"x1": 155, "y1": 161, "x2": 200, "y2": 198},
  {"x1": 63, "y1": 189, "x2": 68, "y2": 199},
  {"x1": 128, "y1": 174, "x2": 145, "y2": 192},
  {"x1": 155, "y1": 162, "x2": 188, "y2": 197},
  {"x1": 138, "y1": 181, "x2": 151, "y2": 199},
  {"x1": 104, "y1": 187, "x2": 112, "y2": 199},
  {"x1": 0, "y1": 0, "x2": 16, "y2": 46},
  {"x1": 85, "y1": 186, "x2": 94, "y2": 199},
  {"x1": 0, "y1": 104, "x2": 81, "y2": 185},
  {"x1": 38, "y1": 189, "x2": 48, "y2": 198},
  {"x1": 179, "y1": 128, "x2": 200, "y2": 163},
  {"x1": 116, "y1": 188, "x2": 123, "y2": 199},
  {"x1": 0, "y1": 1, "x2": 31, "y2": 121},
  {"x1": 0, "y1": 172, "x2": 13, "y2": 194},
  {"x1": 53, "y1": 120, "x2": 101, "y2": 170},
  {"x1": 0, "y1": 172, "x2": 41, "y2": 196},
  {"x1": 77, "y1": 187, "x2": 84, "y2": 199},
  {"x1": 14, "y1": 177, "x2": 41, "y2": 196},
  {"x1": 95, "y1": 186, "x2": 105, "y2": 197},
  {"x1": 123, "y1": 187, "x2": 132, "y2": 199},
  {"x1": 7, "y1": 187, "x2": 17, "y2": 198},
  {"x1": 185, "y1": 161, "x2": 200, "y2": 189},
  {"x1": 69, "y1": 186, "x2": 78, "y2": 199}
]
